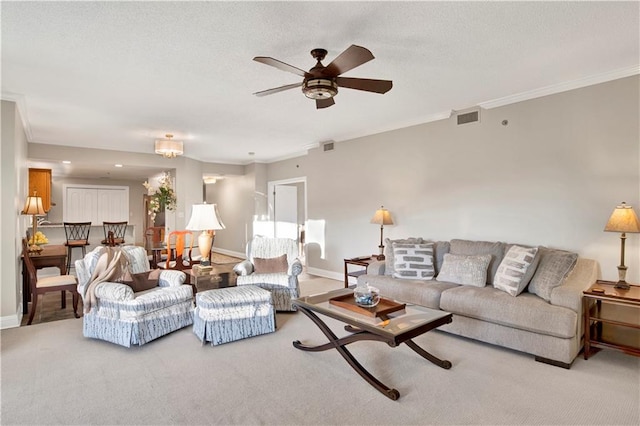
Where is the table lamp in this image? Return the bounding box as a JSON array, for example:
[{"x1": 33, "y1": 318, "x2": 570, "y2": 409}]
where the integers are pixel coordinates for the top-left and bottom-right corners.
[
  {"x1": 186, "y1": 203, "x2": 225, "y2": 267},
  {"x1": 604, "y1": 201, "x2": 640, "y2": 290},
  {"x1": 22, "y1": 191, "x2": 46, "y2": 253},
  {"x1": 370, "y1": 205, "x2": 394, "y2": 260}
]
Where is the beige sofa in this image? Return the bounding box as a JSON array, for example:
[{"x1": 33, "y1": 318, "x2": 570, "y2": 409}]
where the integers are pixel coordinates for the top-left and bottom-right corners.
[{"x1": 359, "y1": 238, "x2": 598, "y2": 368}]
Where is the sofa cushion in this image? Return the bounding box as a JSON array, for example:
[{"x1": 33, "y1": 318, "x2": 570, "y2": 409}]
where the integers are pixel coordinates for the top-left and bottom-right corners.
[
  {"x1": 253, "y1": 254, "x2": 288, "y2": 274},
  {"x1": 360, "y1": 275, "x2": 459, "y2": 309},
  {"x1": 440, "y1": 286, "x2": 577, "y2": 339},
  {"x1": 528, "y1": 247, "x2": 578, "y2": 302},
  {"x1": 383, "y1": 237, "x2": 425, "y2": 276},
  {"x1": 392, "y1": 242, "x2": 435, "y2": 280},
  {"x1": 449, "y1": 239, "x2": 505, "y2": 285},
  {"x1": 493, "y1": 245, "x2": 540, "y2": 296},
  {"x1": 437, "y1": 253, "x2": 492, "y2": 287},
  {"x1": 122, "y1": 269, "x2": 161, "y2": 293},
  {"x1": 430, "y1": 240, "x2": 451, "y2": 275}
]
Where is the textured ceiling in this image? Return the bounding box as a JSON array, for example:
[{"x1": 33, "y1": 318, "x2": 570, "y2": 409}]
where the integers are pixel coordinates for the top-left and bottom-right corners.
[{"x1": 2, "y1": 2, "x2": 639, "y2": 176}]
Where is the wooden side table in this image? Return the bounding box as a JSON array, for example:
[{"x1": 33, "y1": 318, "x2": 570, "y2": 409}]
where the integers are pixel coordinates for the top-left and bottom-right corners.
[
  {"x1": 343, "y1": 256, "x2": 377, "y2": 288},
  {"x1": 583, "y1": 280, "x2": 640, "y2": 360}
]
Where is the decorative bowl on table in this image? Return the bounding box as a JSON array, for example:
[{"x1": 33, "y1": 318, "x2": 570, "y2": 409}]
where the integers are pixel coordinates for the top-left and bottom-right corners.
[{"x1": 354, "y1": 284, "x2": 381, "y2": 308}]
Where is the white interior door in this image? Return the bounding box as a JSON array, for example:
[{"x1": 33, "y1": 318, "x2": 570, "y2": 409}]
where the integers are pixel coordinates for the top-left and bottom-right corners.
[{"x1": 273, "y1": 184, "x2": 298, "y2": 240}]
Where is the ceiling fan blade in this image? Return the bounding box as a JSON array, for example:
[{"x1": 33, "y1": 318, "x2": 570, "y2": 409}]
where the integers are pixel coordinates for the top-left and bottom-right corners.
[
  {"x1": 253, "y1": 57, "x2": 309, "y2": 77},
  {"x1": 336, "y1": 77, "x2": 393, "y2": 94},
  {"x1": 316, "y1": 98, "x2": 335, "y2": 109},
  {"x1": 253, "y1": 82, "x2": 302, "y2": 97},
  {"x1": 322, "y1": 45, "x2": 375, "y2": 77}
]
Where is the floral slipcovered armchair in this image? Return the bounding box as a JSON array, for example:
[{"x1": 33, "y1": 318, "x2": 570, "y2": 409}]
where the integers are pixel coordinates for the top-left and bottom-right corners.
[
  {"x1": 233, "y1": 236, "x2": 303, "y2": 311},
  {"x1": 75, "y1": 245, "x2": 193, "y2": 347}
]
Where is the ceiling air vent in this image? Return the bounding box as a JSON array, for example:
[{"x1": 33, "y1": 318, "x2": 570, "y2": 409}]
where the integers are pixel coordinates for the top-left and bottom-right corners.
[
  {"x1": 456, "y1": 108, "x2": 481, "y2": 125},
  {"x1": 323, "y1": 141, "x2": 335, "y2": 152}
]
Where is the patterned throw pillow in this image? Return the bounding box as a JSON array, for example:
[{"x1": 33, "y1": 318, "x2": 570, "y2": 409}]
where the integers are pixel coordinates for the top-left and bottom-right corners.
[
  {"x1": 253, "y1": 254, "x2": 288, "y2": 274},
  {"x1": 493, "y1": 245, "x2": 539, "y2": 296},
  {"x1": 384, "y1": 237, "x2": 425, "y2": 276},
  {"x1": 392, "y1": 242, "x2": 435, "y2": 280},
  {"x1": 436, "y1": 253, "x2": 492, "y2": 287}
]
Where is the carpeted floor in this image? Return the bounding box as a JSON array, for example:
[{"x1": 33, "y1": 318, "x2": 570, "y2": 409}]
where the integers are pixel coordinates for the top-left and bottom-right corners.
[{"x1": 2, "y1": 275, "x2": 639, "y2": 425}]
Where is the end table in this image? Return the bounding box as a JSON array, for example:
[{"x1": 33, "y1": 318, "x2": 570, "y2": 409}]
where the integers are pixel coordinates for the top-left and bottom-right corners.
[
  {"x1": 188, "y1": 268, "x2": 232, "y2": 294},
  {"x1": 343, "y1": 256, "x2": 377, "y2": 288},
  {"x1": 583, "y1": 280, "x2": 640, "y2": 360}
]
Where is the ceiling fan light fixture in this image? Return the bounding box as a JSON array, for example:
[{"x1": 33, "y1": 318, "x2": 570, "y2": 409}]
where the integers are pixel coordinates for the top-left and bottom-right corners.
[
  {"x1": 154, "y1": 134, "x2": 184, "y2": 158},
  {"x1": 302, "y1": 78, "x2": 338, "y2": 99}
]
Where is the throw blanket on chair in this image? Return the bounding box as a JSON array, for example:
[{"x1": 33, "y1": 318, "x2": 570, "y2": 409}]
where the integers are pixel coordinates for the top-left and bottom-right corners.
[{"x1": 84, "y1": 247, "x2": 130, "y2": 313}]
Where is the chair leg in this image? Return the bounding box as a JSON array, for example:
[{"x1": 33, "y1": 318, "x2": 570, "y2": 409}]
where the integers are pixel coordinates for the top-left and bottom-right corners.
[
  {"x1": 72, "y1": 291, "x2": 80, "y2": 318},
  {"x1": 27, "y1": 293, "x2": 38, "y2": 325},
  {"x1": 66, "y1": 247, "x2": 72, "y2": 272}
]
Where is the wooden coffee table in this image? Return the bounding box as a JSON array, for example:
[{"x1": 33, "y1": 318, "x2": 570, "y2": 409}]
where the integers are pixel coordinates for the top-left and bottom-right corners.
[{"x1": 292, "y1": 288, "x2": 453, "y2": 400}]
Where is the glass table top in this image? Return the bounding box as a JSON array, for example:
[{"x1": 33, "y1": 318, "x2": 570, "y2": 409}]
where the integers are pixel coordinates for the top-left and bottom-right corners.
[{"x1": 294, "y1": 288, "x2": 451, "y2": 338}]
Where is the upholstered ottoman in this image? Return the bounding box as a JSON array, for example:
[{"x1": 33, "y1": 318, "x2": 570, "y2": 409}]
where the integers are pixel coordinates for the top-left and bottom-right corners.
[{"x1": 193, "y1": 285, "x2": 275, "y2": 346}]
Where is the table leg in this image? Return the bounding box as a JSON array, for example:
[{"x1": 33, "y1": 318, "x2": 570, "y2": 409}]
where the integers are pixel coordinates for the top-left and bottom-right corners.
[
  {"x1": 22, "y1": 261, "x2": 29, "y2": 314},
  {"x1": 404, "y1": 339, "x2": 452, "y2": 369},
  {"x1": 293, "y1": 306, "x2": 401, "y2": 400}
]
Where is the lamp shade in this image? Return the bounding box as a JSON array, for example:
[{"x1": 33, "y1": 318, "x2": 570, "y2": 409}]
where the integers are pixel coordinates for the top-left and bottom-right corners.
[
  {"x1": 155, "y1": 134, "x2": 184, "y2": 158},
  {"x1": 22, "y1": 194, "x2": 46, "y2": 216},
  {"x1": 370, "y1": 206, "x2": 394, "y2": 225},
  {"x1": 185, "y1": 203, "x2": 225, "y2": 231},
  {"x1": 604, "y1": 202, "x2": 640, "y2": 233}
]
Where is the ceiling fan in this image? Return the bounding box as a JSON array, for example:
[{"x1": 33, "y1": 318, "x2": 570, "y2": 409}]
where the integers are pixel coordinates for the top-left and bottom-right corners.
[{"x1": 253, "y1": 45, "x2": 393, "y2": 109}]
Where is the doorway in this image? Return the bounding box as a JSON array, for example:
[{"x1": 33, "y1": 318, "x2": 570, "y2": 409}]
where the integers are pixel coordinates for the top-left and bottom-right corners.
[{"x1": 266, "y1": 177, "x2": 307, "y2": 262}]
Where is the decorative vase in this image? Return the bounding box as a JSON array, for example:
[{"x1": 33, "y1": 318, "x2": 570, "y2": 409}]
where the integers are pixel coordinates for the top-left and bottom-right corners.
[{"x1": 354, "y1": 283, "x2": 381, "y2": 308}]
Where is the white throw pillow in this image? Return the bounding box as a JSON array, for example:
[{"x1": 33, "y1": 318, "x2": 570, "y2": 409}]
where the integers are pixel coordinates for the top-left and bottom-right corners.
[
  {"x1": 436, "y1": 253, "x2": 491, "y2": 287},
  {"x1": 392, "y1": 242, "x2": 435, "y2": 280},
  {"x1": 493, "y1": 245, "x2": 539, "y2": 296}
]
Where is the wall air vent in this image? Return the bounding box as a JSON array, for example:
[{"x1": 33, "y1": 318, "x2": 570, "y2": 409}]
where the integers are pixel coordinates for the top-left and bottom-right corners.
[
  {"x1": 456, "y1": 108, "x2": 481, "y2": 125},
  {"x1": 323, "y1": 141, "x2": 335, "y2": 152}
]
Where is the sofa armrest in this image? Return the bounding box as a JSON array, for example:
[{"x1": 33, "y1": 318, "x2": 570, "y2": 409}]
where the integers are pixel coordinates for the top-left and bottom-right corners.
[
  {"x1": 366, "y1": 260, "x2": 386, "y2": 276},
  {"x1": 158, "y1": 270, "x2": 186, "y2": 287},
  {"x1": 94, "y1": 282, "x2": 135, "y2": 302},
  {"x1": 233, "y1": 260, "x2": 254, "y2": 276},
  {"x1": 289, "y1": 258, "x2": 303, "y2": 276},
  {"x1": 550, "y1": 258, "x2": 598, "y2": 313}
]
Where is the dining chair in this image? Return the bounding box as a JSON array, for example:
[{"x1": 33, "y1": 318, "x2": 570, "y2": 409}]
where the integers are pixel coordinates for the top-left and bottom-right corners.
[
  {"x1": 101, "y1": 221, "x2": 128, "y2": 246},
  {"x1": 63, "y1": 222, "x2": 92, "y2": 271},
  {"x1": 157, "y1": 230, "x2": 195, "y2": 271},
  {"x1": 145, "y1": 226, "x2": 167, "y2": 268},
  {"x1": 22, "y1": 239, "x2": 80, "y2": 325}
]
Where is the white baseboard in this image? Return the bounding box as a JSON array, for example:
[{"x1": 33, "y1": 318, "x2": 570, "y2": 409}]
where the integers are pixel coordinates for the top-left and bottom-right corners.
[
  {"x1": 1, "y1": 308, "x2": 22, "y2": 329},
  {"x1": 305, "y1": 267, "x2": 348, "y2": 283},
  {"x1": 213, "y1": 248, "x2": 245, "y2": 259}
]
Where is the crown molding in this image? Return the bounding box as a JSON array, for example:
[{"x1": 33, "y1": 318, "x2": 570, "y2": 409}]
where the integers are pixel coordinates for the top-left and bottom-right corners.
[
  {"x1": 1, "y1": 91, "x2": 34, "y2": 141},
  {"x1": 479, "y1": 65, "x2": 640, "y2": 109}
]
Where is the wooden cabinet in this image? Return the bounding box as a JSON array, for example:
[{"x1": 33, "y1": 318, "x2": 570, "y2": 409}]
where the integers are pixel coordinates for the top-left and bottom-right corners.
[{"x1": 28, "y1": 168, "x2": 52, "y2": 212}]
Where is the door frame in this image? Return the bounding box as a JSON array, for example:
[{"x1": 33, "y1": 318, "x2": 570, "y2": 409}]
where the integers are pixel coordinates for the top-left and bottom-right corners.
[{"x1": 267, "y1": 177, "x2": 307, "y2": 261}]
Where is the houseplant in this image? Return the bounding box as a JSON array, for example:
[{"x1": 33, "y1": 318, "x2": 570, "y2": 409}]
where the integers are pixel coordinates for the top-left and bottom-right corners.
[{"x1": 143, "y1": 171, "x2": 177, "y2": 222}]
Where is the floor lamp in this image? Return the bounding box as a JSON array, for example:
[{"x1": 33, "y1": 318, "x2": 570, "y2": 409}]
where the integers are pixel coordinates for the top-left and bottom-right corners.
[
  {"x1": 370, "y1": 205, "x2": 394, "y2": 261},
  {"x1": 22, "y1": 192, "x2": 46, "y2": 253},
  {"x1": 604, "y1": 201, "x2": 640, "y2": 290},
  {"x1": 186, "y1": 203, "x2": 225, "y2": 270}
]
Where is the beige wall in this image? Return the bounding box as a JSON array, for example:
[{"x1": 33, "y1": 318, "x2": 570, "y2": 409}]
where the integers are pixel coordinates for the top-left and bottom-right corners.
[
  {"x1": 265, "y1": 76, "x2": 640, "y2": 282},
  {"x1": 1, "y1": 101, "x2": 29, "y2": 326},
  {"x1": 205, "y1": 166, "x2": 259, "y2": 255}
]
